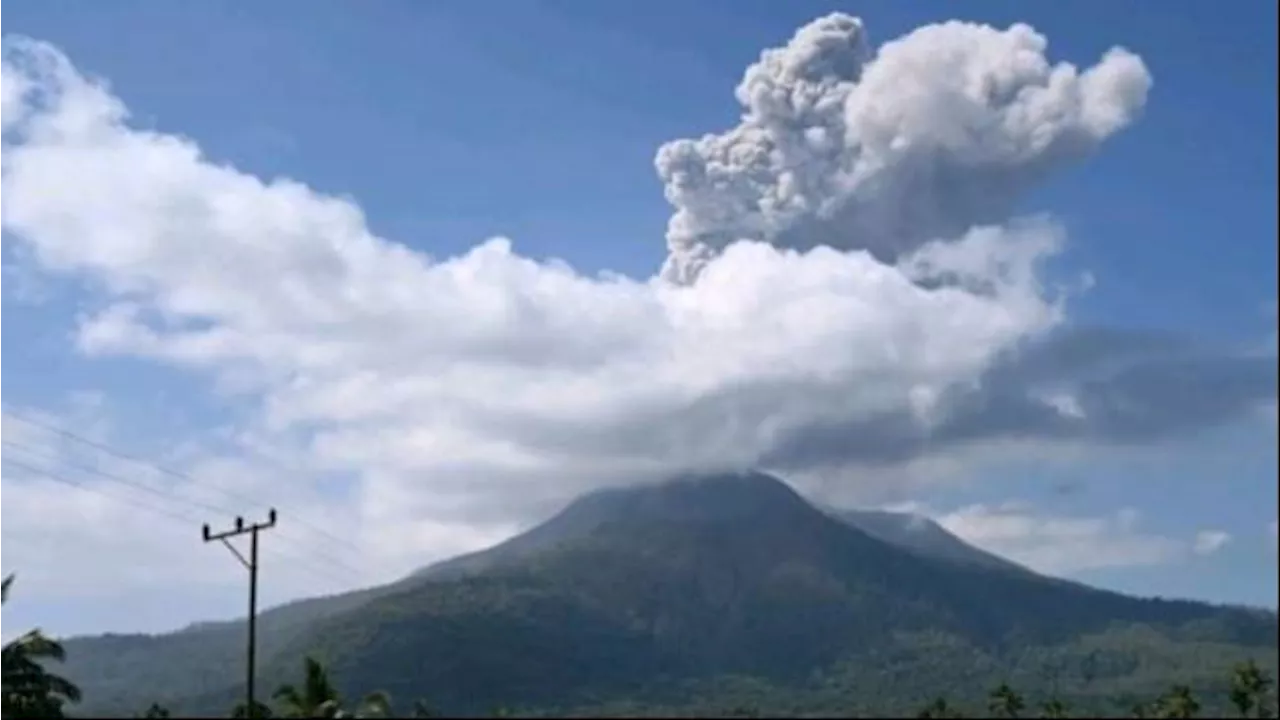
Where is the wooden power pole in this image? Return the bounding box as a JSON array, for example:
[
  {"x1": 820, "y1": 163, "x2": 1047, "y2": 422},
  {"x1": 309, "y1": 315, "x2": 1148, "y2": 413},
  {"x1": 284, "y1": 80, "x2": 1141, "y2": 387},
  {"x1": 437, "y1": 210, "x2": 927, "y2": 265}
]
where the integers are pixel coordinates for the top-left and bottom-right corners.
[{"x1": 204, "y1": 509, "x2": 277, "y2": 717}]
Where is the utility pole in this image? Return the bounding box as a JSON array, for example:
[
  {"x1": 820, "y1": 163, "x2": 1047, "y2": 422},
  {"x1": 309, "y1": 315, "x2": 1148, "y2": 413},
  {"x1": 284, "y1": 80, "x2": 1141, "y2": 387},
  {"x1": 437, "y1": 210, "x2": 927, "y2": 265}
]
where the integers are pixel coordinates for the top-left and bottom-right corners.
[{"x1": 204, "y1": 509, "x2": 277, "y2": 718}]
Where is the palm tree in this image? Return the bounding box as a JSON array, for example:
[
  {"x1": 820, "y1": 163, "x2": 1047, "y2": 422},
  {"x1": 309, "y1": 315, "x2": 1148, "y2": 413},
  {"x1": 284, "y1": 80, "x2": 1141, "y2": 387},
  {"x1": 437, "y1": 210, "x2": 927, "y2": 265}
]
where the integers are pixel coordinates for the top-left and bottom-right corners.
[
  {"x1": 1155, "y1": 685, "x2": 1200, "y2": 719},
  {"x1": 1230, "y1": 660, "x2": 1274, "y2": 719},
  {"x1": 273, "y1": 656, "x2": 343, "y2": 718},
  {"x1": 989, "y1": 683, "x2": 1026, "y2": 718},
  {"x1": 141, "y1": 702, "x2": 172, "y2": 718},
  {"x1": 917, "y1": 696, "x2": 965, "y2": 718},
  {"x1": 272, "y1": 656, "x2": 394, "y2": 718},
  {"x1": 1040, "y1": 697, "x2": 1070, "y2": 718},
  {"x1": 1, "y1": 574, "x2": 82, "y2": 719}
]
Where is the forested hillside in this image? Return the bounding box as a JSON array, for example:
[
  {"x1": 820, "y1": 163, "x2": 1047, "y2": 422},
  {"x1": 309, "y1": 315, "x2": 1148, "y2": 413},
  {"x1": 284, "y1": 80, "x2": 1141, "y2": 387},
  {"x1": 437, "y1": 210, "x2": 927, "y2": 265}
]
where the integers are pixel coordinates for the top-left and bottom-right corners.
[{"x1": 41, "y1": 473, "x2": 1278, "y2": 717}]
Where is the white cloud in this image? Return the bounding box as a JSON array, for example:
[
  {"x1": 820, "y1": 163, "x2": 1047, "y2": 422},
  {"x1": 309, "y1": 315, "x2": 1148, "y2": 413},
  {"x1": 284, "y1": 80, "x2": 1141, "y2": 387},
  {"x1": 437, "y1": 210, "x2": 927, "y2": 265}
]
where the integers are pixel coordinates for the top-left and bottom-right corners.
[
  {"x1": 1192, "y1": 529, "x2": 1231, "y2": 556},
  {"x1": 0, "y1": 27, "x2": 1073, "y2": 537},
  {"x1": 933, "y1": 502, "x2": 1184, "y2": 574},
  {"x1": 1, "y1": 400, "x2": 515, "y2": 635},
  {"x1": 1, "y1": 14, "x2": 1264, "y2": 629}
]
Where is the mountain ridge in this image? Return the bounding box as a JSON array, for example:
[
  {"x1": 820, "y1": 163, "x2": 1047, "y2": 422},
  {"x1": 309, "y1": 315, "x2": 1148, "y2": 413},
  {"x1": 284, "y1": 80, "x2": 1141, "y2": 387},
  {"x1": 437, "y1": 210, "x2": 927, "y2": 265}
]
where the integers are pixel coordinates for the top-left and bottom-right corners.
[
  {"x1": 819, "y1": 506, "x2": 1036, "y2": 577},
  {"x1": 57, "y1": 471, "x2": 1279, "y2": 717},
  {"x1": 419, "y1": 471, "x2": 912, "y2": 581}
]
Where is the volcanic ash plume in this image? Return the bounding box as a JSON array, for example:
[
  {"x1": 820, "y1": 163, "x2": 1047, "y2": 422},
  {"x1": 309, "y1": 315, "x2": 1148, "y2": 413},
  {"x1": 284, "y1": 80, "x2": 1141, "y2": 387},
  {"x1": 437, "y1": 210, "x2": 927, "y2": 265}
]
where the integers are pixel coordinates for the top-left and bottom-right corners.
[{"x1": 656, "y1": 13, "x2": 1151, "y2": 284}]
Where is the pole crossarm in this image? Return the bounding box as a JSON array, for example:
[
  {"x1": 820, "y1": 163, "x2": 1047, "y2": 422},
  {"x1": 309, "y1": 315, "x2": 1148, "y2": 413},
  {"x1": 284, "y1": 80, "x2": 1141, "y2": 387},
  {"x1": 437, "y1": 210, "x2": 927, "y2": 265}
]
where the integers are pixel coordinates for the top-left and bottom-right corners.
[{"x1": 203, "y1": 510, "x2": 277, "y2": 542}]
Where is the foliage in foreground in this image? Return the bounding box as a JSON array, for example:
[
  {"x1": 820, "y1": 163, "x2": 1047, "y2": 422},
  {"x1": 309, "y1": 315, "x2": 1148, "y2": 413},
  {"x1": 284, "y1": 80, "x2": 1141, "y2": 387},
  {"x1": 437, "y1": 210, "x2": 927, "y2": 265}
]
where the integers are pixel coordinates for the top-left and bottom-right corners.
[
  {"x1": 226, "y1": 655, "x2": 407, "y2": 718},
  {"x1": 47, "y1": 477, "x2": 1280, "y2": 718},
  {"x1": 2, "y1": 566, "x2": 1276, "y2": 718},
  {"x1": 118, "y1": 655, "x2": 1272, "y2": 719},
  {"x1": 1, "y1": 575, "x2": 82, "y2": 719},
  {"x1": 912, "y1": 663, "x2": 1274, "y2": 718}
]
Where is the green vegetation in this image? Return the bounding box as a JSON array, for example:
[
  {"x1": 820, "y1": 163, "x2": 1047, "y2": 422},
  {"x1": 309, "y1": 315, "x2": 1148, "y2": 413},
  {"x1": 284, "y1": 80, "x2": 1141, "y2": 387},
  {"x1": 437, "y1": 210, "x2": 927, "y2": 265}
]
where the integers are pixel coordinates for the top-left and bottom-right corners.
[
  {"x1": 68, "y1": 659, "x2": 1280, "y2": 718},
  {"x1": 2, "y1": 575, "x2": 82, "y2": 718},
  {"x1": 268, "y1": 656, "x2": 395, "y2": 718},
  {"x1": 6, "y1": 473, "x2": 1280, "y2": 717},
  {"x1": 3, "y1": 563, "x2": 1279, "y2": 718}
]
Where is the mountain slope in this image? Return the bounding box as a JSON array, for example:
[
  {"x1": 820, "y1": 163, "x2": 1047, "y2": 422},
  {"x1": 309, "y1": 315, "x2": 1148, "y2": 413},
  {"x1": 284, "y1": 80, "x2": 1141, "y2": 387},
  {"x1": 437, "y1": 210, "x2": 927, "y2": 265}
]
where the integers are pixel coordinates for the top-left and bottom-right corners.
[
  {"x1": 417, "y1": 472, "x2": 835, "y2": 580},
  {"x1": 822, "y1": 507, "x2": 1034, "y2": 576},
  {"x1": 418, "y1": 475, "x2": 1030, "y2": 581},
  {"x1": 60, "y1": 472, "x2": 1279, "y2": 717}
]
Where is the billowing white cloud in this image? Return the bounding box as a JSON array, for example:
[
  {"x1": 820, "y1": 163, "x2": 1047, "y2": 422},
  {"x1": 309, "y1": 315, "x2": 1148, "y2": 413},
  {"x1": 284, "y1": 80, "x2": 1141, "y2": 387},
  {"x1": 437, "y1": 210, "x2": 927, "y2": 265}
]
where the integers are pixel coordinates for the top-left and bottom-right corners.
[
  {"x1": 0, "y1": 14, "x2": 1266, "y2": 626},
  {"x1": 655, "y1": 14, "x2": 1150, "y2": 283},
  {"x1": 0, "y1": 28, "x2": 1071, "y2": 530},
  {"x1": 1192, "y1": 529, "x2": 1231, "y2": 556}
]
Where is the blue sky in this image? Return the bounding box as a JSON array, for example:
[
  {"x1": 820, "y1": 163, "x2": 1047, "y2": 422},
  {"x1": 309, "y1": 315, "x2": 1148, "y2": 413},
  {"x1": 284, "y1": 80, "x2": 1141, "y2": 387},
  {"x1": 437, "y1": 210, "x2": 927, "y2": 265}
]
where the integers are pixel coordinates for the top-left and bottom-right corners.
[{"x1": 1, "y1": 1, "x2": 1276, "y2": 637}]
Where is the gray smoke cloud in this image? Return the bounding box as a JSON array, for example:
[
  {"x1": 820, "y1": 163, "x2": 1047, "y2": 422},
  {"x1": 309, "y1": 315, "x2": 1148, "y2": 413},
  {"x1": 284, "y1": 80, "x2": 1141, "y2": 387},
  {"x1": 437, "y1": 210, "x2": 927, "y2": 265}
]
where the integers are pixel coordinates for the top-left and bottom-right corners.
[
  {"x1": 759, "y1": 326, "x2": 1279, "y2": 471},
  {"x1": 656, "y1": 14, "x2": 1152, "y2": 283}
]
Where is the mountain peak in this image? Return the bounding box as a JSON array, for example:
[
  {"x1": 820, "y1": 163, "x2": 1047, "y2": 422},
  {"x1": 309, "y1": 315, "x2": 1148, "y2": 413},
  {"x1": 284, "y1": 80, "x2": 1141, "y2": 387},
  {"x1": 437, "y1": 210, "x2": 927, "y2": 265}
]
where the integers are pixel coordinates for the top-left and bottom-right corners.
[
  {"x1": 563, "y1": 470, "x2": 811, "y2": 526},
  {"x1": 418, "y1": 471, "x2": 1037, "y2": 582},
  {"x1": 415, "y1": 471, "x2": 813, "y2": 580},
  {"x1": 64, "y1": 469, "x2": 1278, "y2": 719}
]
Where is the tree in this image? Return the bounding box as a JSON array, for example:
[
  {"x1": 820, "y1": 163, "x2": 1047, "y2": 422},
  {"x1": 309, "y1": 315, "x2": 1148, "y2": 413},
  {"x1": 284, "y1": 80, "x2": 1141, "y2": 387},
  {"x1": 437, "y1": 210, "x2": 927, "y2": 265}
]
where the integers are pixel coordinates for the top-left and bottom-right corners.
[
  {"x1": 1230, "y1": 660, "x2": 1274, "y2": 719},
  {"x1": 1, "y1": 574, "x2": 82, "y2": 719},
  {"x1": 272, "y1": 656, "x2": 394, "y2": 718},
  {"x1": 989, "y1": 682, "x2": 1026, "y2": 718},
  {"x1": 273, "y1": 656, "x2": 343, "y2": 718},
  {"x1": 1040, "y1": 697, "x2": 1070, "y2": 718},
  {"x1": 140, "y1": 702, "x2": 172, "y2": 718},
  {"x1": 917, "y1": 697, "x2": 965, "y2": 718},
  {"x1": 1154, "y1": 685, "x2": 1200, "y2": 719}
]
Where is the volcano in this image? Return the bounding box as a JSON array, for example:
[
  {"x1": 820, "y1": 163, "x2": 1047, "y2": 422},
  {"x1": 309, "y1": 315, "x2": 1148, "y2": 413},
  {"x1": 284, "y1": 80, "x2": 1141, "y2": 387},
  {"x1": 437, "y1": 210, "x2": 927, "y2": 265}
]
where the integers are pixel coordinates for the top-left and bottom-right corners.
[{"x1": 61, "y1": 472, "x2": 1278, "y2": 717}]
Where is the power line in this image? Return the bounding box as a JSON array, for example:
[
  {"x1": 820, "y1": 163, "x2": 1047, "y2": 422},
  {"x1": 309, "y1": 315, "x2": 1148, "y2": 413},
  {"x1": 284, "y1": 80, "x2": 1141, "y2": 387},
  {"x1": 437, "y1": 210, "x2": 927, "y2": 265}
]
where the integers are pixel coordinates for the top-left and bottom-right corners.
[
  {"x1": 0, "y1": 450, "x2": 195, "y2": 525},
  {"x1": 2, "y1": 407, "x2": 364, "y2": 560},
  {"x1": 0, "y1": 437, "x2": 364, "y2": 578},
  {"x1": 0, "y1": 452, "x2": 356, "y2": 588},
  {"x1": 1, "y1": 439, "x2": 234, "y2": 519}
]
